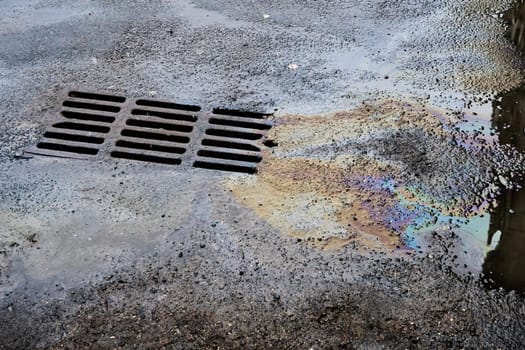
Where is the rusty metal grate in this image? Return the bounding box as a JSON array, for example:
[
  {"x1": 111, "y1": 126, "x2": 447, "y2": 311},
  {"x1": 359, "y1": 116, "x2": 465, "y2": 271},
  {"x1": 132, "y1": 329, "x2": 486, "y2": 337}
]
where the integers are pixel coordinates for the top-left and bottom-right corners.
[
  {"x1": 31, "y1": 91, "x2": 124, "y2": 158},
  {"x1": 110, "y1": 99, "x2": 199, "y2": 165},
  {"x1": 193, "y1": 109, "x2": 272, "y2": 174},
  {"x1": 26, "y1": 89, "x2": 274, "y2": 174}
]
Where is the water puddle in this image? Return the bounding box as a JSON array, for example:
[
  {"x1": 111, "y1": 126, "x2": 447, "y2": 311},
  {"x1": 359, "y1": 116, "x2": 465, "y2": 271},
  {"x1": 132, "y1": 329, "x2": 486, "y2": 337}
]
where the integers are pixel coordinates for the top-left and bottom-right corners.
[
  {"x1": 407, "y1": 2, "x2": 525, "y2": 292},
  {"x1": 399, "y1": 85, "x2": 525, "y2": 292},
  {"x1": 505, "y1": 1, "x2": 525, "y2": 52},
  {"x1": 481, "y1": 86, "x2": 525, "y2": 291},
  {"x1": 473, "y1": 1, "x2": 525, "y2": 292}
]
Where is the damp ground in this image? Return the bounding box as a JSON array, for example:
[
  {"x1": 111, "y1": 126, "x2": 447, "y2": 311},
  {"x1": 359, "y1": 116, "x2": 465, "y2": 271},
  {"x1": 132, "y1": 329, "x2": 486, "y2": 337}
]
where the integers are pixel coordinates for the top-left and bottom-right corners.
[{"x1": 1, "y1": 0, "x2": 525, "y2": 349}]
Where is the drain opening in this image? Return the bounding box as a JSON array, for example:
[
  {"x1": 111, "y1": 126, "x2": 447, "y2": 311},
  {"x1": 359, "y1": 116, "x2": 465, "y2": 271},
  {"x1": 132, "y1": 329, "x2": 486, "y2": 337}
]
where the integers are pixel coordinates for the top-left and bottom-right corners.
[
  {"x1": 197, "y1": 150, "x2": 262, "y2": 163},
  {"x1": 36, "y1": 142, "x2": 99, "y2": 155},
  {"x1": 202, "y1": 139, "x2": 260, "y2": 152},
  {"x1": 111, "y1": 151, "x2": 181, "y2": 165},
  {"x1": 120, "y1": 129, "x2": 190, "y2": 144},
  {"x1": 212, "y1": 108, "x2": 268, "y2": 119},
  {"x1": 68, "y1": 91, "x2": 126, "y2": 103},
  {"x1": 131, "y1": 109, "x2": 197, "y2": 122},
  {"x1": 43, "y1": 132, "x2": 104, "y2": 144},
  {"x1": 115, "y1": 140, "x2": 186, "y2": 154},
  {"x1": 63, "y1": 101, "x2": 121, "y2": 113},
  {"x1": 136, "y1": 99, "x2": 201, "y2": 112},
  {"x1": 193, "y1": 161, "x2": 257, "y2": 174},
  {"x1": 125, "y1": 119, "x2": 193, "y2": 133},
  {"x1": 205, "y1": 129, "x2": 263, "y2": 140},
  {"x1": 209, "y1": 117, "x2": 271, "y2": 130},
  {"x1": 53, "y1": 122, "x2": 111, "y2": 134},
  {"x1": 61, "y1": 111, "x2": 116, "y2": 123}
]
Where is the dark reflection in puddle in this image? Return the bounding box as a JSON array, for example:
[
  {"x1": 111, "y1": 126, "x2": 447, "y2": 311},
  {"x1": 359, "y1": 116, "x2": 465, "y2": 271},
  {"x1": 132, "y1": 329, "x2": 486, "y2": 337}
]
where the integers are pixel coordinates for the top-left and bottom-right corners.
[
  {"x1": 504, "y1": 1, "x2": 525, "y2": 52},
  {"x1": 482, "y1": 2, "x2": 525, "y2": 291},
  {"x1": 483, "y1": 88, "x2": 525, "y2": 291}
]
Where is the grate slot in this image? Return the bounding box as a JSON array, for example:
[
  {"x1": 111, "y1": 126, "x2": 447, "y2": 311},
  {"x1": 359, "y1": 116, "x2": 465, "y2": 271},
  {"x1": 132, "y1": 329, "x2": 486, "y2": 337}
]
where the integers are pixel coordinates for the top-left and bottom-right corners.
[
  {"x1": 115, "y1": 140, "x2": 186, "y2": 154},
  {"x1": 68, "y1": 91, "x2": 126, "y2": 103},
  {"x1": 111, "y1": 151, "x2": 181, "y2": 165},
  {"x1": 193, "y1": 160, "x2": 257, "y2": 174},
  {"x1": 36, "y1": 142, "x2": 99, "y2": 155},
  {"x1": 125, "y1": 118, "x2": 193, "y2": 133},
  {"x1": 209, "y1": 117, "x2": 271, "y2": 130},
  {"x1": 62, "y1": 101, "x2": 121, "y2": 113},
  {"x1": 43, "y1": 132, "x2": 104, "y2": 144},
  {"x1": 131, "y1": 109, "x2": 197, "y2": 122},
  {"x1": 202, "y1": 138, "x2": 260, "y2": 152},
  {"x1": 205, "y1": 128, "x2": 263, "y2": 140},
  {"x1": 212, "y1": 108, "x2": 268, "y2": 120},
  {"x1": 61, "y1": 111, "x2": 115, "y2": 123},
  {"x1": 197, "y1": 150, "x2": 262, "y2": 163},
  {"x1": 136, "y1": 99, "x2": 201, "y2": 112},
  {"x1": 53, "y1": 122, "x2": 110, "y2": 134},
  {"x1": 121, "y1": 129, "x2": 190, "y2": 144}
]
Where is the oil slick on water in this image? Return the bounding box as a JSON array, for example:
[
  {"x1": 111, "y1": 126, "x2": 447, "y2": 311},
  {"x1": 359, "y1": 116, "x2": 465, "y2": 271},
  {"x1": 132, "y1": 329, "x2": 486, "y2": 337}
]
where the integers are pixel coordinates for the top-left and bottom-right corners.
[
  {"x1": 227, "y1": 87, "x2": 525, "y2": 292},
  {"x1": 227, "y1": 101, "x2": 503, "y2": 247}
]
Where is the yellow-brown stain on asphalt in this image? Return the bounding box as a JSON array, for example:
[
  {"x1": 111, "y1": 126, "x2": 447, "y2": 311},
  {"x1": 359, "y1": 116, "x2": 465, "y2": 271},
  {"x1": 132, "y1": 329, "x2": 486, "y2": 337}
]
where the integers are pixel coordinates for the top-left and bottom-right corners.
[{"x1": 226, "y1": 101, "x2": 462, "y2": 250}]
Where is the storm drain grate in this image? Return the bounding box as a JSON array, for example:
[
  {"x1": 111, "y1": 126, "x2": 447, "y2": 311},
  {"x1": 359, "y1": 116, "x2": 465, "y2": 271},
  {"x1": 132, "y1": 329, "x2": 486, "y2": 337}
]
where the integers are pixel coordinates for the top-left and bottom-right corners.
[
  {"x1": 193, "y1": 109, "x2": 272, "y2": 174},
  {"x1": 110, "y1": 99, "x2": 200, "y2": 165},
  {"x1": 32, "y1": 91, "x2": 125, "y2": 158},
  {"x1": 27, "y1": 90, "x2": 274, "y2": 174}
]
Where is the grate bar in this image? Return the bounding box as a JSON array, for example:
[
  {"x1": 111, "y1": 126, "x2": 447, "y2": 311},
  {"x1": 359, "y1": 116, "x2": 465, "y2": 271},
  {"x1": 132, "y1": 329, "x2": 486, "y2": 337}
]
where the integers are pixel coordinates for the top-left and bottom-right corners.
[
  {"x1": 197, "y1": 150, "x2": 261, "y2": 163},
  {"x1": 209, "y1": 116, "x2": 272, "y2": 130},
  {"x1": 193, "y1": 158, "x2": 258, "y2": 174},
  {"x1": 118, "y1": 136, "x2": 189, "y2": 148},
  {"x1": 193, "y1": 155, "x2": 260, "y2": 168},
  {"x1": 115, "y1": 140, "x2": 186, "y2": 155},
  {"x1": 120, "y1": 128, "x2": 191, "y2": 143},
  {"x1": 27, "y1": 147, "x2": 93, "y2": 159},
  {"x1": 53, "y1": 122, "x2": 111, "y2": 134},
  {"x1": 62, "y1": 100, "x2": 122, "y2": 113},
  {"x1": 54, "y1": 116, "x2": 116, "y2": 128},
  {"x1": 111, "y1": 149, "x2": 182, "y2": 165},
  {"x1": 61, "y1": 110, "x2": 116, "y2": 123},
  {"x1": 36, "y1": 137, "x2": 102, "y2": 149},
  {"x1": 198, "y1": 145, "x2": 261, "y2": 158},
  {"x1": 130, "y1": 109, "x2": 198, "y2": 123},
  {"x1": 43, "y1": 131, "x2": 104, "y2": 145},
  {"x1": 44, "y1": 127, "x2": 110, "y2": 138},
  {"x1": 201, "y1": 137, "x2": 261, "y2": 152},
  {"x1": 125, "y1": 118, "x2": 194, "y2": 133}
]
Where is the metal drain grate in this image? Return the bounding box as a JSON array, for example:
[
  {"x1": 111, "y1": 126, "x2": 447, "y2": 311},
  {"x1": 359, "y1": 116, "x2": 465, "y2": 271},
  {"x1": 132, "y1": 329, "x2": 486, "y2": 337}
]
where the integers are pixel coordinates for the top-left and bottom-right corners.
[
  {"x1": 110, "y1": 99, "x2": 199, "y2": 165},
  {"x1": 27, "y1": 89, "x2": 274, "y2": 174},
  {"x1": 31, "y1": 91, "x2": 124, "y2": 159},
  {"x1": 193, "y1": 109, "x2": 272, "y2": 174}
]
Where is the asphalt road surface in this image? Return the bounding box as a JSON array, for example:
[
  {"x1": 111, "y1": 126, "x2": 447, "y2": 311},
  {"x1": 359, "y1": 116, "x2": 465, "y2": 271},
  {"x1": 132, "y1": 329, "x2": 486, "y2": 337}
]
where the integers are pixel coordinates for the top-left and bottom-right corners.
[{"x1": 1, "y1": 0, "x2": 525, "y2": 349}]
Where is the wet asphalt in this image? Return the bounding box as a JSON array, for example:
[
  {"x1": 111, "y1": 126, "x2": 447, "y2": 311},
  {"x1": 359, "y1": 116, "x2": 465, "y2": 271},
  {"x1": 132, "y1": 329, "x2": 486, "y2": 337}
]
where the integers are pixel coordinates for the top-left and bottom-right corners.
[{"x1": 1, "y1": 0, "x2": 525, "y2": 349}]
